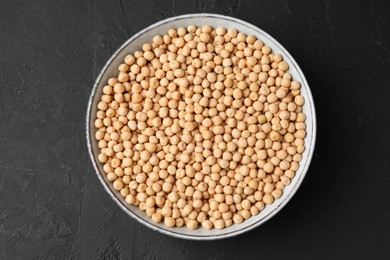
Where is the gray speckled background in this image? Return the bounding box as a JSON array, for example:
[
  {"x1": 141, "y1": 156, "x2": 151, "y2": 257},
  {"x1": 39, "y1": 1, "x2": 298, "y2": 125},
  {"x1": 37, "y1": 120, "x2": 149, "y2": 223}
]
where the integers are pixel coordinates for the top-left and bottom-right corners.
[{"x1": 1, "y1": 0, "x2": 390, "y2": 259}]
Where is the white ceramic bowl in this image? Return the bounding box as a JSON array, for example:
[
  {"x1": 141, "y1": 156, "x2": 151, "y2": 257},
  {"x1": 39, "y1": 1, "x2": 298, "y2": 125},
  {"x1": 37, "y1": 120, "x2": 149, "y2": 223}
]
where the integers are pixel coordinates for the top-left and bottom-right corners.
[{"x1": 86, "y1": 13, "x2": 316, "y2": 240}]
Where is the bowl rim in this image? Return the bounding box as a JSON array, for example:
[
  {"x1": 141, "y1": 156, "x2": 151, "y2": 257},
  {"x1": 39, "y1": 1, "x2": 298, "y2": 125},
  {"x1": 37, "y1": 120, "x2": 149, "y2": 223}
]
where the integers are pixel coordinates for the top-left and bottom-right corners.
[{"x1": 86, "y1": 13, "x2": 317, "y2": 240}]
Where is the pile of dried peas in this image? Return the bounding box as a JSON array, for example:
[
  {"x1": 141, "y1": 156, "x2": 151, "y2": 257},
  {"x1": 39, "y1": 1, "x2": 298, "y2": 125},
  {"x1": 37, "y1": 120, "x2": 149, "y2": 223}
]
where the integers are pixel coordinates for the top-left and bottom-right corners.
[{"x1": 94, "y1": 25, "x2": 306, "y2": 230}]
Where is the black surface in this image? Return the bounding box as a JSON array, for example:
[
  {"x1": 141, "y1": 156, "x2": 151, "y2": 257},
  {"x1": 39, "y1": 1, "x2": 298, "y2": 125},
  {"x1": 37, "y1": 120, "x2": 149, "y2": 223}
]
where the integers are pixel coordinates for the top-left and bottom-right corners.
[{"x1": 1, "y1": 0, "x2": 390, "y2": 259}]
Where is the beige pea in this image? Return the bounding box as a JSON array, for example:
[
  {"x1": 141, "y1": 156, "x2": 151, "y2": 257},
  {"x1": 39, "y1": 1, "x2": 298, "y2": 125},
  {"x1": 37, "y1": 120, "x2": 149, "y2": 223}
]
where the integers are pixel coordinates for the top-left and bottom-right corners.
[
  {"x1": 214, "y1": 219, "x2": 225, "y2": 229},
  {"x1": 113, "y1": 179, "x2": 124, "y2": 190},
  {"x1": 152, "y1": 213, "x2": 162, "y2": 223},
  {"x1": 278, "y1": 61, "x2": 289, "y2": 71},
  {"x1": 263, "y1": 162, "x2": 274, "y2": 173},
  {"x1": 295, "y1": 95, "x2": 305, "y2": 106},
  {"x1": 240, "y1": 210, "x2": 251, "y2": 219},
  {"x1": 186, "y1": 219, "x2": 199, "y2": 230},
  {"x1": 164, "y1": 217, "x2": 176, "y2": 228},
  {"x1": 271, "y1": 189, "x2": 283, "y2": 199},
  {"x1": 263, "y1": 194, "x2": 274, "y2": 204},
  {"x1": 264, "y1": 183, "x2": 274, "y2": 193},
  {"x1": 202, "y1": 220, "x2": 213, "y2": 230}
]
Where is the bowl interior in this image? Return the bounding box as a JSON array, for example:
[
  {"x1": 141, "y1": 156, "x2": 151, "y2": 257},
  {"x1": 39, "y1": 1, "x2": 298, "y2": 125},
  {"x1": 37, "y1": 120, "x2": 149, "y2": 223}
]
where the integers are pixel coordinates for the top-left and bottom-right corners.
[{"x1": 87, "y1": 14, "x2": 316, "y2": 240}]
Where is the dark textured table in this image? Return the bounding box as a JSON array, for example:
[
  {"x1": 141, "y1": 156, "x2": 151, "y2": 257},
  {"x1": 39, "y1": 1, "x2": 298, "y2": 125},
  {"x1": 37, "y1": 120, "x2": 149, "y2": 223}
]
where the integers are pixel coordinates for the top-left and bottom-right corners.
[{"x1": 1, "y1": 0, "x2": 390, "y2": 259}]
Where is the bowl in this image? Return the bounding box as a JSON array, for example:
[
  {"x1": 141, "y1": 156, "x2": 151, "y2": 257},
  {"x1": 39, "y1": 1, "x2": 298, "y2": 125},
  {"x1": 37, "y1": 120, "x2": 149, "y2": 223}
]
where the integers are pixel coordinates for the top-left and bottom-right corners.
[{"x1": 86, "y1": 13, "x2": 316, "y2": 240}]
